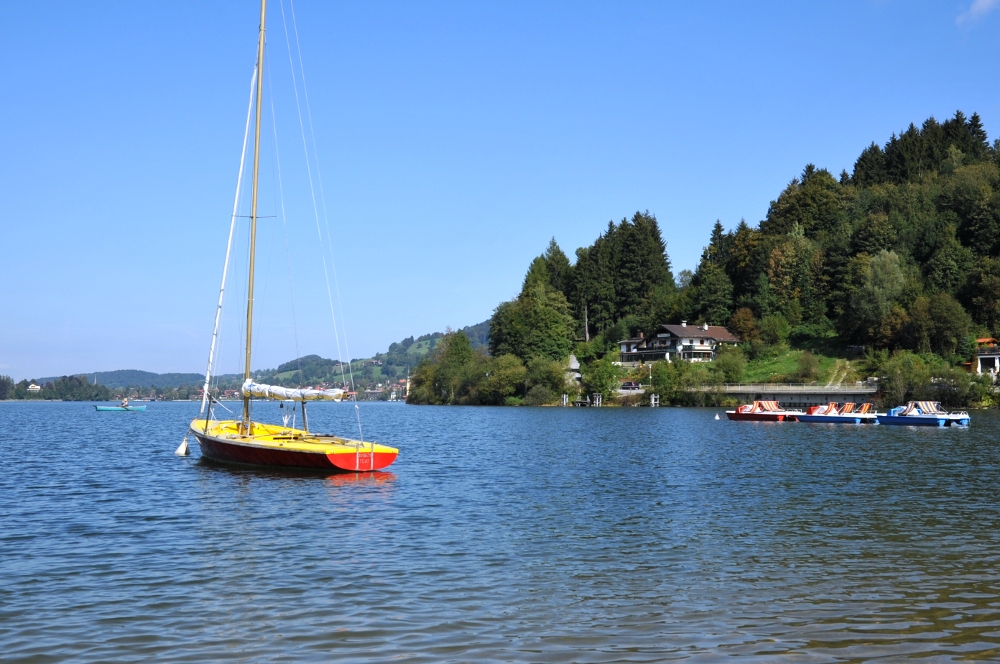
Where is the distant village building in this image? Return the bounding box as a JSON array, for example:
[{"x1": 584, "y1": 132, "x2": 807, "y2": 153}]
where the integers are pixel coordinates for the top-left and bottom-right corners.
[
  {"x1": 27, "y1": 383, "x2": 41, "y2": 393},
  {"x1": 618, "y1": 321, "x2": 739, "y2": 366}
]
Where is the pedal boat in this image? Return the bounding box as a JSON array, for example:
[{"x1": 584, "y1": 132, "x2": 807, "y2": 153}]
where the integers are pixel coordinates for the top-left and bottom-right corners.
[
  {"x1": 726, "y1": 400, "x2": 802, "y2": 421},
  {"x1": 795, "y1": 402, "x2": 876, "y2": 424},
  {"x1": 190, "y1": 418, "x2": 398, "y2": 471},
  {"x1": 877, "y1": 401, "x2": 968, "y2": 427}
]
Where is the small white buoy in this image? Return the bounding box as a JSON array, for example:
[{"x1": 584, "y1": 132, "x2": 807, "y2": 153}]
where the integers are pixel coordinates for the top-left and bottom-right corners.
[
  {"x1": 175, "y1": 435, "x2": 190, "y2": 456},
  {"x1": 714, "y1": 413, "x2": 720, "y2": 420}
]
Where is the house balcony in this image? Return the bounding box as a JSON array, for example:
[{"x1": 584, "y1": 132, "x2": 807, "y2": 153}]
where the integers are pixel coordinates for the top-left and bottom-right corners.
[{"x1": 617, "y1": 350, "x2": 671, "y2": 366}]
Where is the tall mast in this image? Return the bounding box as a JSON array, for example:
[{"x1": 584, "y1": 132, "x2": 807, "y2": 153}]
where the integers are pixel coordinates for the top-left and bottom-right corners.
[{"x1": 243, "y1": 0, "x2": 267, "y2": 431}]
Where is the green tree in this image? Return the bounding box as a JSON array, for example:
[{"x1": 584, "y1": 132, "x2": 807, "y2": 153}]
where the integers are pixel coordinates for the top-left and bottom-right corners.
[
  {"x1": 728, "y1": 307, "x2": 759, "y2": 341},
  {"x1": 526, "y1": 356, "x2": 567, "y2": 394},
  {"x1": 435, "y1": 332, "x2": 475, "y2": 404},
  {"x1": 408, "y1": 332, "x2": 478, "y2": 404},
  {"x1": 879, "y1": 351, "x2": 931, "y2": 406},
  {"x1": 522, "y1": 256, "x2": 550, "y2": 292},
  {"x1": 524, "y1": 385, "x2": 556, "y2": 406},
  {"x1": 851, "y1": 212, "x2": 897, "y2": 254},
  {"x1": 795, "y1": 351, "x2": 820, "y2": 382},
  {"x1": 759, "y1": 314, "x2": 791, "y2": 346},
  {"x1": 483, "y1": 354, "x2": 527, "y2": 404},
  {"x1": 693, "y1": 262, "x2": 733, "y2": 325},
  {"x1": 761, "y1": 166, "x2": 843, "y2": 239},
  {"x1": 543, "y1": 238, "x2": 573, "y2": 297},
  {"x1": 853, "y1": 142, "x2": 888, "y2": 187},
  {"x1": 616, "y1": 211, "x2": 674, "y2": 318},
  {"x1": 582, "y1": 353, "x2": 620, "y2": 401},
  {"x1": 849, "y1": 250, "x2": 906, "y2": 344},
  {"x1": 924, "y1": 228, "x2": 973, "y2": 294},
  {"x1": 489, "y1": 285, "x2": 575, "y2": 362},
  {"x1": 965, "y1": 257, "x2": 1000, "y2": 336},
  {"x1": 713, "y1": 345, "x2": 745, "y2": 383},
  {"x1": 725, "y1": 220, "x2": 765, "y2": 302},
  {"x1": 933, "y1": 296, "x2": 971, "y2": 359},
  {"x1": 691, "y1": 220, "x2": 735, "y2": 325},
  {"x1": 942, "y1": 162, "x2": 1000, "y2": 256}
]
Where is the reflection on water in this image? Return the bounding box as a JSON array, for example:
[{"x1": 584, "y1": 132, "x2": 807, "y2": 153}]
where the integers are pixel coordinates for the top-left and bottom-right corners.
[
  {"x1": 3, "y1": 401, "x2": 1000, "y2": 661},
  {"x1": 196, "y1": 455, "x2": 396, "y2": 485},
  {"x1": 326, "y1": 471, "x2": 396, "y2": 487}
]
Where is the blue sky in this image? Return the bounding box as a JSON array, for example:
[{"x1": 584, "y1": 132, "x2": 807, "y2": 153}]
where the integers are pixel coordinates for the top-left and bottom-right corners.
[{"x1": 2, "y1": 0, "x2": 999, "y2": 380}]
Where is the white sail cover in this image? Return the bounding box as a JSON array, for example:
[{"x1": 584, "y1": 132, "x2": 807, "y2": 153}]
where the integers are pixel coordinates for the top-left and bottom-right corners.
[{"x1": 241, "y1": 379, "x2": 344, "y2": 402}]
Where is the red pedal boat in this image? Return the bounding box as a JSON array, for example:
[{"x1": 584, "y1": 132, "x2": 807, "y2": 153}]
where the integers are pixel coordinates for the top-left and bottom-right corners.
[{"x1": 726, "y1": 400, "x2": 802, "y2": 421}]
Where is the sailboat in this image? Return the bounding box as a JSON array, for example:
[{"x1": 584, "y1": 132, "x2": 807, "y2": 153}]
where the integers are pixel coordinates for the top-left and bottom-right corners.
[{"x1": 176, "y1": 0, "x2": 397, "y2": 472}]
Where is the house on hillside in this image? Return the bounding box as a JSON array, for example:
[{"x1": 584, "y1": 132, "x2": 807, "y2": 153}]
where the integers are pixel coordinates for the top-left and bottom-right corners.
[
  {"x1": 618, "y1": 321, "x2": 739, "y2": 366},
  {"x1": 27, "y1": 383, "x2": 41, "y2": 393},
  {"x1": 972, "y1": 338, "x2": 1000, "y2": 379}
]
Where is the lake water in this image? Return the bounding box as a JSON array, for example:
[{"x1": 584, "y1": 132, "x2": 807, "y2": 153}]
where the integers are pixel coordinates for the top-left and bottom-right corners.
[{"x1": 3, "y1": 401, "x2": 1000, "y2": 662}]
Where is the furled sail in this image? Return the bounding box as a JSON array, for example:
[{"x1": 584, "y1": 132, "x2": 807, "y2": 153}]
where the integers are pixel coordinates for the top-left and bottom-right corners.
[{"x1": 241, "y1": 379, "x2": 344, "y2": 402}]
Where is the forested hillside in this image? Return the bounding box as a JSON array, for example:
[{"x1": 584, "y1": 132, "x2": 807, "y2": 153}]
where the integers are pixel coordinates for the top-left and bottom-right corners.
[
  {"x1": 410, "y1": 111, "x2": 1000, "y2": 406},
  {"x1": 5, "y1": 376, "x2": 112, "y2": 401}
]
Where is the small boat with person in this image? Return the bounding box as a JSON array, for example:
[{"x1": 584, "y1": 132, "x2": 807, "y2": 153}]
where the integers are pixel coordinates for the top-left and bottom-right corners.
[
  {"x1": 726, "y1": 400, "x2": 803, "y2": 422},
  {"x1": 96, "y1": 396, "x2": 145, "y2": 412},
  {"x1": 877, "y1": 401, "x2": 970, "y2": 427},
  {"x1": 795, "y1": 402, "x2": 876, "y2": 424}
]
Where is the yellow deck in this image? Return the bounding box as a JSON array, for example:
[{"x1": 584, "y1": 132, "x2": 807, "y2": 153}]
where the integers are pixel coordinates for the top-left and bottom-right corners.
[{"x1": 189, "y1": 419, "x2": 398, "y2": 456}]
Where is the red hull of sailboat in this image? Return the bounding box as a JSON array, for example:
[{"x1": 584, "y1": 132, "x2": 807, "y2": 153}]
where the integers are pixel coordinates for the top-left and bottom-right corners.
[{"x1": 193, "y1": 432, "x2": 397, "y2": 471}]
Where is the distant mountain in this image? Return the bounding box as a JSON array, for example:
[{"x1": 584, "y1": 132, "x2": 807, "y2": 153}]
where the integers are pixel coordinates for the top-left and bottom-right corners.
[
  {"x1": 252, "y1": 319, "x2": 492, "y2": 389},
  {"x1": 30, "y1": 320, "x2": 491, "y2": 390},
  {"x1": 35, "y1": 370, "x2": 205, "y2": 389}
]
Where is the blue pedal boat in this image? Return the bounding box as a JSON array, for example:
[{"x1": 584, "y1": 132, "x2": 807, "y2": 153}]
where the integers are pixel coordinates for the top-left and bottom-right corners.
[{"x1": 877, "y1": 401, "x2": 966, "y2": 427}]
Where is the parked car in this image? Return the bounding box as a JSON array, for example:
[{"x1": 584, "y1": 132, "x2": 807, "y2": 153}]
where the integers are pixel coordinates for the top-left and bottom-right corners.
[{"x1": 620, "y1": 381, "x2": 641, "y2": 391}]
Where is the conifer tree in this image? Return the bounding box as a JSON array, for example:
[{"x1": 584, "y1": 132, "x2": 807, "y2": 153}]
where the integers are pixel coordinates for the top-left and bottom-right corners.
[
  {"x1": 853, "y1": 142, "x2": 887, "y2": 186},
  {"x1": 542, "y1": 238, "x2": 573, "y2": 297}
]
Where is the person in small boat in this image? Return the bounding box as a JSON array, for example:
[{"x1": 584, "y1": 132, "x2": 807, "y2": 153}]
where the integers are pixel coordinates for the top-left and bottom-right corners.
[{"x1": 121, "y1": 396, "x2": 129, "y2": 409}]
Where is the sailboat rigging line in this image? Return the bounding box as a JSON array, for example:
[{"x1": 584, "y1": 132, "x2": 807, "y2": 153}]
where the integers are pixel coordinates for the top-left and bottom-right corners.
[
  {"x1": 275, "y1": 0, "x2": 345, "y2": 377},
  {"x1": 279, "y1": 0, "x2": 363, "y2": 442},
  {"x1": 286, "y1": 0, "x2": 359, "y2": 393},
  {"x1": 198, "y1": 65, "x2": 258, "y2": 419},
  {"x1": 267, "y1": 59, "x2": 302, "y2": 383},
  {"x1": 243, "y1": 0, "x2": 268, "y2": 432}
]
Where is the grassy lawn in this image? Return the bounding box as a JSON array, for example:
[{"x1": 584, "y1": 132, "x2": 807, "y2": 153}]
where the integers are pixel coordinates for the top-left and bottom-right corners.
[
  {"x1": 619, "y1": 346, "x2": 855, "y2": 386},
  {"x1": 407, "y1": 339, "x2": 437, "y2": 358},
  {"x1": 742, "y1": 347, "x2": 844, "y2": 384}
]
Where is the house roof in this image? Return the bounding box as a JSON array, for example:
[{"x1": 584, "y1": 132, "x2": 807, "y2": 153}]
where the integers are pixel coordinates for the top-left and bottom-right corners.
[
  {"x1": 656, "y1": 324, "x2": 739, "y2": 343},
  {"x1": 618, "y1": 324, "x2": 739, "y2": 346}
]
